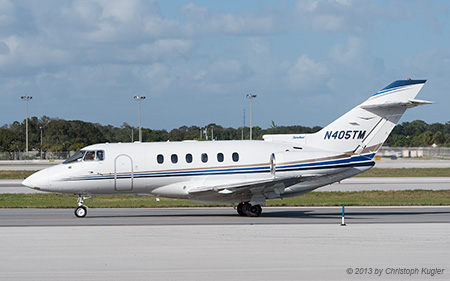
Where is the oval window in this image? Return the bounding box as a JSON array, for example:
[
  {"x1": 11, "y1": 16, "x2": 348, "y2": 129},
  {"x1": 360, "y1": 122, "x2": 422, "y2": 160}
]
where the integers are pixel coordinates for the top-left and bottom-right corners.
[
  {"x1": 201, "y1": 153, "x2": 208, "y2": 163},
  {"x1": 232, "y1": 152, "x2": 239, "y2": 162},
  {"x1": 171, "y1": 154, "x2": 178, "y2": 164},
  {"x1": 217, "y1": 153, "x2": 224, "y2": 162},
  {"x1": 186, "y1": 153, "x2": 193, "y2": 163},
  {"x1": 157, "y1": 154, "x2": 164, "y2": 164}
]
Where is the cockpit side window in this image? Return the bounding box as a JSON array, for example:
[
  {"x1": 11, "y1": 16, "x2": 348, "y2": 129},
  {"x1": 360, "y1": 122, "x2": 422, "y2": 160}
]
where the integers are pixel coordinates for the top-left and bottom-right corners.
[
  {"x1": 63, "y1": 150, "x2": 86, "y2": 164},
  {"x1": 96, "y1": 150, "x2": 105, "y2": 161},
  {"x1": 63, "y1": 150, "x2": 105, "y2": 164},
  {"x1": 84, "y1": 151, "x2": 96, "y2": 161}
]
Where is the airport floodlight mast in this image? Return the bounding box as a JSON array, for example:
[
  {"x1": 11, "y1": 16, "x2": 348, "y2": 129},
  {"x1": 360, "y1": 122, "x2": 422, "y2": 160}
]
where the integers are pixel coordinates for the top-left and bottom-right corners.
[
  {"x1": 134, "y1": 96, "x2": 146, "y2": 142},
  {"x1": 21, "y1": 96, "x2": 32, "y2": 153},
  {"x1": 246, "y1": 94, "x2": 257, "y2": 140},
  {"x1": 40, "y1": 126, "x2": 43, "y2": 160}
]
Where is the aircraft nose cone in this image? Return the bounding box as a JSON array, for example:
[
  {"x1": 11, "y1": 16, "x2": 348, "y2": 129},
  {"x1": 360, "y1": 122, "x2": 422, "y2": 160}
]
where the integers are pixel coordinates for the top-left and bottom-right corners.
[{"x1": 22, "y1": 169, "x2": 49, "y2": 191}]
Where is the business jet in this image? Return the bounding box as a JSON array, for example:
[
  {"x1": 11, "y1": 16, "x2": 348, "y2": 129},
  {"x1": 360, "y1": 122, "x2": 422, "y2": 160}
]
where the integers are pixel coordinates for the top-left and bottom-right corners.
[{"x1": 23, "y1": 79, "x2": 431, "y2": 218}]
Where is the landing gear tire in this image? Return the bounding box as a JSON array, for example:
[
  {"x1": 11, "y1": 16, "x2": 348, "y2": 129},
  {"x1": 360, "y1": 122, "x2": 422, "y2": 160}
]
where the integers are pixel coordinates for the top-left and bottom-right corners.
[
  {"x1": 247, "y1": 204, "x2": 262, "y2": 217},
  {"x1": 237, "y1": 202, "x2": 262, "y2": 217},
  {"x1": 237, "y1": 202, "x2": 247, "y2": 216},
  {"x1": 75, "y1": 194, "x2": 89, "y2": 218},
  {"x1": 75, "y1": 206, "x2": 87, "y2": 218}
]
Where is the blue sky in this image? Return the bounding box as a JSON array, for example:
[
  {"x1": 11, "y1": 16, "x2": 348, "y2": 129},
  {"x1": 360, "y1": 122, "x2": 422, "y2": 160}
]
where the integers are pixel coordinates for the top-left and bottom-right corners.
[{"x1": 1, "y1": 0, "x2": 449, "y2": 130}]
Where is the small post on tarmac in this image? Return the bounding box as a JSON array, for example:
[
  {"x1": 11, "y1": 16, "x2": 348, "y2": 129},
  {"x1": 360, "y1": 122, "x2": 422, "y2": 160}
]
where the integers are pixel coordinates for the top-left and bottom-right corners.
[{"x1": 340, "y1": 205, "x2": 346, "y2": 226}]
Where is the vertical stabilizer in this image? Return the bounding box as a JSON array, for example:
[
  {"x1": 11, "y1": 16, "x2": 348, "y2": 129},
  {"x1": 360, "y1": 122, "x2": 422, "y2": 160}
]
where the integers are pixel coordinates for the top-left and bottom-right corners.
[{"x1": 307, "y1": 79, "x2": 429, "y2": 156}]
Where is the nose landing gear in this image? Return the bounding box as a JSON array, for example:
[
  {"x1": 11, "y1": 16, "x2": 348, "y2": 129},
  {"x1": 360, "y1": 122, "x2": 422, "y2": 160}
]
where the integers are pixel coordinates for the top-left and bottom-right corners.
[
  {"x1": 74, "y1": 194, "x2": 89, "y2": 218},
  {"x1": 237, "y1": 202, "x2": 262, "y2": 217}
]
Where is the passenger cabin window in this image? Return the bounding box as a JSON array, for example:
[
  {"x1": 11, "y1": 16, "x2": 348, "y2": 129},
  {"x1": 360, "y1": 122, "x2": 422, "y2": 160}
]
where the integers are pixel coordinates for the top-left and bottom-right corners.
[
  {"x1": 232, "y1": 152, "x2": 239, "y2": 162},
  {"x1": 186, "y1": 153, "x2": 193, "y2": 163},
  {"x1": 157, "y1": 154, "x2": 164, "y2": 164},
  {"x1": 217, "y1": 153, "x2": 224, "y2": 162},
  {"x1": 201, "y1": 153, "x2": 208, "y2": 163},
  {"x1": 171, "y1": 154, "x2": 178, "y2": 164}
]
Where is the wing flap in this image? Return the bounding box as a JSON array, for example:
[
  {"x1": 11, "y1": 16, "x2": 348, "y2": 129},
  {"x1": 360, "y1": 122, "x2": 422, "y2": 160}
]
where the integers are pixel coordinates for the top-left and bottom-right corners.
[{"x1": 187, "y1": 175, "x2": 307, "y2": 197}]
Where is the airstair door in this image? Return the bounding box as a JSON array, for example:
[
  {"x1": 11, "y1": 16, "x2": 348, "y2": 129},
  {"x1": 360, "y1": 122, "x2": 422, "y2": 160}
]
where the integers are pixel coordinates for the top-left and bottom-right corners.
[{"x1": 114, "y1": 154, "x2": 133, "y2": 191}]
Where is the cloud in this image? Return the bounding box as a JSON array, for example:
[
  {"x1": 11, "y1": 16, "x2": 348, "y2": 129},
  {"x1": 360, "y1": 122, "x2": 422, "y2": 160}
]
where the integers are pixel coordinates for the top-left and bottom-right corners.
[
  {"x1": 195, "y1": 58, "x2": 252, "y2": 83},
  {"x1": 180, "y1": 2, "x2": 283, "y2": 36},
  {"x1": 0, "y1": 0, "x2": 15, "y2": 28},
  {"x1": 0, "y1": 0, "x2": 193, "y2": 73},
  {"x1": 120, "y1": 39, "x2": 195, "y2": 62},
  {"x1": 329, "y1": 36, "x2": 365, "y2": 65},
  {"x1": 287, "y1": 54, "x2": 328, "y2": 89},
  {"x1": 294, "y1": 0, "x2": 392, "y2": 34},
  {"x1": 0, "y1": 0, "x2": 447, "y2": 129}
]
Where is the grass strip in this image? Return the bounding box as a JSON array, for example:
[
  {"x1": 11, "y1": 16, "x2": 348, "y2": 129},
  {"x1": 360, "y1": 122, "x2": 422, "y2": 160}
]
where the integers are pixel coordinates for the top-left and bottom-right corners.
[
  {"x1": 1, "y1": 190, "x2": 449, "y2": 208},
  {"x1": 0, "y1": 171, "x2": 38, "y2": 180}
]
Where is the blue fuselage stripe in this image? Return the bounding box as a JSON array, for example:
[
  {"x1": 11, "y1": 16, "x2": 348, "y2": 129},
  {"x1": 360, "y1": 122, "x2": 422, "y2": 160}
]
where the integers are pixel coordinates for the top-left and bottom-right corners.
[{"x1": 64, "y1": 154, "x2": 375, "y2": 182}]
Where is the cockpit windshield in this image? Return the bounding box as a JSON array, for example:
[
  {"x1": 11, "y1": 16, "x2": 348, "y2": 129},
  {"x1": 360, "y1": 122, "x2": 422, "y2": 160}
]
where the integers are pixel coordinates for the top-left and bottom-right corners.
[{"x1": 63, "y1": 150, "x2": 105, "y2": 164}]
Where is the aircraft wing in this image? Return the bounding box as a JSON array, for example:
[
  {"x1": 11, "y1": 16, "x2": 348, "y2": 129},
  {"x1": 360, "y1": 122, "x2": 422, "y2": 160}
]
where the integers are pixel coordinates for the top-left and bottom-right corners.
[{"x1": 187, "y1": 175, "x2": 311, "y2": 200}]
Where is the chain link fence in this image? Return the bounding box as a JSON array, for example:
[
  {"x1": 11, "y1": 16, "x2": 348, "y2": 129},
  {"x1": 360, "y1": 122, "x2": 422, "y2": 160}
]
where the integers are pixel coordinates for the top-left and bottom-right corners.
[
  {"x1": 377, "y1": 147, "x2": 450, "y2": 158},
  {"x1": 0, "y1": 151, "x2": 73, "y2": 161}
]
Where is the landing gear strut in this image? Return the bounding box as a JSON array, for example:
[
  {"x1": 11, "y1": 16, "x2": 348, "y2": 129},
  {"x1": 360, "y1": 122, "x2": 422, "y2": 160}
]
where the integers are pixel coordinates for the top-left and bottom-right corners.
[
  {"x1": 74, "y1": 194, "x2": 88, "y2": 218},
  {"x1": 237, "y1": 202, "x2": 262, "y2": 217}
]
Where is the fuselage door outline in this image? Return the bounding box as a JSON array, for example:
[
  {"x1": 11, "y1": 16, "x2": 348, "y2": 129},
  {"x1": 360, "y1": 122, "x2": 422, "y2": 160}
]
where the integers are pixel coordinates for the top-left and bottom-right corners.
[{"x1": 114, "y1": 154, "x2": 133, "y2": 191}]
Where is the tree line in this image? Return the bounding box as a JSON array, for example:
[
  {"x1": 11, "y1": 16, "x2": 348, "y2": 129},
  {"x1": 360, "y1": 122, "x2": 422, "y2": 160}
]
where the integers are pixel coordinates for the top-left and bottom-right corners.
[{"x1": 0, "y1": 116, "x2": 449, "y2": 152}]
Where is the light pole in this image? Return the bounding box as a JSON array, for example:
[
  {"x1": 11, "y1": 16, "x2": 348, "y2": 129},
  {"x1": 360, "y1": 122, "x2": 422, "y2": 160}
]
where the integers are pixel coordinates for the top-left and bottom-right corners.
[
  {"x1": 246, "y1": 94, "x2": 257, "y2": 140},
  {"x1": 131, "y1": 127, "x2": 134, "y2": 142},
  {"x1": 40, "y1": 126, "x2": 43, "y2": 160},
  {"x1": 134, "y1": 96, "x2": 146, "y2": 142},
  {"x1": 21, "y1": 96, "x2": 32, "y2": 153}
]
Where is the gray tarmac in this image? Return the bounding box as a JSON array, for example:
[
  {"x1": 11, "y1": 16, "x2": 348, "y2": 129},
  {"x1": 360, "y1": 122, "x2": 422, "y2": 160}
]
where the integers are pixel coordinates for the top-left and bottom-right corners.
[
  {"x1": 1, "y1": 206, "x2": 450, "y2": 226},
  {"x1": 1, "y1": 207, "x2": 449, "y2": 281}
]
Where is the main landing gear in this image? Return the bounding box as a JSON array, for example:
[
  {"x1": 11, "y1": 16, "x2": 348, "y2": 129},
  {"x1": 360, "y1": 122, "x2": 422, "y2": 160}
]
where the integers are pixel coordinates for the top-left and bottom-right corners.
[
  {"x1": 74, "y1": 194, "x2": 88, "y2": 218},
  {"x1": 237, "y1": 202, "x2": 262, "y2": 217}
]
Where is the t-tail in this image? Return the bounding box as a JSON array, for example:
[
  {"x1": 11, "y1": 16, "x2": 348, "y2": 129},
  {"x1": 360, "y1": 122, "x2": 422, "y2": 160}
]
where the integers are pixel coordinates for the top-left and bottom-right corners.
[
  {"x1": 307, "y1": 79, "x2": 431, "y2": 155},
  {"x1": 264, "y1": 79, "x2": 431, "y2": 157}
]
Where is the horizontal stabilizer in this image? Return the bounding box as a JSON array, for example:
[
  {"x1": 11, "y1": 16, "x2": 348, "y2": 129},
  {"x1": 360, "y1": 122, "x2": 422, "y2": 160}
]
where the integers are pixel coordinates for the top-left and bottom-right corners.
[
  {"x1": 361, "y1": 99, "x2": 433, "y2": 109},
  {"x1": 405, "y1": 99, "x2": 434, "y2": 107}
]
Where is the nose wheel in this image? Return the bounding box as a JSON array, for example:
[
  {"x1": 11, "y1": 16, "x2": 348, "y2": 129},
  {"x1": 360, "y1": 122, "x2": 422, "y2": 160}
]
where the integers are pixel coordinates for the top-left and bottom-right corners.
[
  {"x1": 75, "y1": 205, "x2": 87, "y2": 218},
  {"x1": 75, "y1": 195, "x2": 89, "y2": 218}
]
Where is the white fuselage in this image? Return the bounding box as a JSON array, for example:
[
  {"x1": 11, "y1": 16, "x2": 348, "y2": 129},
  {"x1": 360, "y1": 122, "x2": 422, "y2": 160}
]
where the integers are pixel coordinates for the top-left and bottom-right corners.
[{"x1": 23, "y1": 140, "x2": 374, "y2": 203}]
